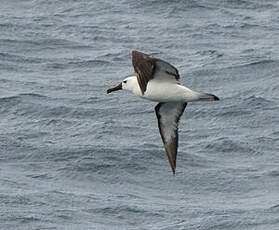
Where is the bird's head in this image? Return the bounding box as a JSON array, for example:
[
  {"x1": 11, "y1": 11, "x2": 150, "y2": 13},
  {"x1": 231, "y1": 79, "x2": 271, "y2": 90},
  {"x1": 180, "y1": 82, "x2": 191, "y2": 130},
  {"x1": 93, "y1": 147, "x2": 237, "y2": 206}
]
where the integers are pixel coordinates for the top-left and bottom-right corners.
[{"x1": 106, "y1": 75, "x2": 138, "y2": 94}]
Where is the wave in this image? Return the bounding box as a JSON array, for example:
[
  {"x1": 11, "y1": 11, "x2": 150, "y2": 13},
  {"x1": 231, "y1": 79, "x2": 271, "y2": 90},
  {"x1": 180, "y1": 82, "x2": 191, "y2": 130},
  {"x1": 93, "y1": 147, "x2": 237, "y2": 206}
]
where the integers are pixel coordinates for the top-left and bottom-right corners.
[
  {"x1": 216, "y1": 95, "x2": 276, "y2": 118},
  {"x1": 126, "y1": 0, "x2": 212, "y2": 11},
  {"x1": 87, "y1": 204, "x2": 163, "y2": 219},
  {"x1": 243, "y1": 95, "x2": 275, "y2": 108},
  {"x1": 220, "y1": 59, "x2": 277, "y2": 72},
  {"x1": 0, "y1": 93, "x2": 47, "y2": 101},
  {"x1": 195, "y1": 49, "x2": 224, "y2": 58},
  {"x1": 0, "y1": 93, "x2": 48, "y2": 107},
  {"x1": 205, "y1": 137, "x2": 257, "y2": 155},
  {"x1": 67, "y1": 59, "x2": 111, "y2": 67},
  {"x1": 0, "y1": 38, "x2": 88, "y2": 50},
  {"x1": 0, "y1": 52, "x2": 43, "y2": 64},
  {"x1": 269, "y1": 203, "x2": 279, "y2": 210},
  {"x1": 239, "y1": 59, "x2": 276, "y2": 67},
  {"x1": 0, "y1": 93, "x2": 77, "y2": 120}
]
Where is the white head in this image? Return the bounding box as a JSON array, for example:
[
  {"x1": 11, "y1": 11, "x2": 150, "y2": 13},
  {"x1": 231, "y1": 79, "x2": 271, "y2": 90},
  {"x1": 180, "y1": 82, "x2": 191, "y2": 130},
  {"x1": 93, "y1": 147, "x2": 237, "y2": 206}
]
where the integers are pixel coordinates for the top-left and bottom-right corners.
[{"x1": 107, "y1": 75, "x2": 141, "y2": 95}]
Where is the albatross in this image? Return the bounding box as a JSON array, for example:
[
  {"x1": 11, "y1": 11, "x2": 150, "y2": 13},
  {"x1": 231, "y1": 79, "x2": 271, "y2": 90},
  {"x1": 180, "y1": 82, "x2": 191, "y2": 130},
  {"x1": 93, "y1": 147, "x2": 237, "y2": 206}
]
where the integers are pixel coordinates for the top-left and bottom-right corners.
[{"x1": 107, "y1": 50, "x2": 219, "y2": 175}]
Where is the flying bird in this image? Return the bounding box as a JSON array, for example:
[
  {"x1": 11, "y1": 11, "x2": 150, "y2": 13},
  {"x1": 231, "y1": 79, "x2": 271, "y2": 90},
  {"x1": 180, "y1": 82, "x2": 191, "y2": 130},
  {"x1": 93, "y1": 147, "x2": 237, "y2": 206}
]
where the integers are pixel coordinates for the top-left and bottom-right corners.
[{"x1": 107, "y1": 50, "x2": 219, "y2": 174}]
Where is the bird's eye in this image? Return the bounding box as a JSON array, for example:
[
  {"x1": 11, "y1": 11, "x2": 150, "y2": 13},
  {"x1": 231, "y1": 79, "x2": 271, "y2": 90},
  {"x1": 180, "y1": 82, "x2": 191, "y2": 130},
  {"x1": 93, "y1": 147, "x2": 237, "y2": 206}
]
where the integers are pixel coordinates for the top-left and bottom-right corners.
[{"x1": 123, "y1": 80, "x2": 127, "y2": 84}]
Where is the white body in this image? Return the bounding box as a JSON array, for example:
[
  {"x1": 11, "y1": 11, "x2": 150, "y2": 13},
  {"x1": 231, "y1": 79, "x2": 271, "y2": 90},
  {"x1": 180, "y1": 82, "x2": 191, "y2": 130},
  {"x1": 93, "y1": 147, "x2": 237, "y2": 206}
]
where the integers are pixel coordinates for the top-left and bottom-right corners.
[
  {"x1": 122, "y1": 76, "x2": 201, "y2": 102},
  {"x1": 107, "y1": 50, "x2": 219, "y2": 174},
  {"x1": 112, "y1": 74, "x2": 194, "y2": 175}
]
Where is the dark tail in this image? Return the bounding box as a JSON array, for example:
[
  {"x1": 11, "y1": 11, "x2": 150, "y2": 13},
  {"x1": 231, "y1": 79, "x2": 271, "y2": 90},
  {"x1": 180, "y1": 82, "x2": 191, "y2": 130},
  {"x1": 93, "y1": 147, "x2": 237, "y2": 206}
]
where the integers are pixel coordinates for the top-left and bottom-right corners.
[{"x1": 199, "y1": 93, "x2": 220, "y2": 101}]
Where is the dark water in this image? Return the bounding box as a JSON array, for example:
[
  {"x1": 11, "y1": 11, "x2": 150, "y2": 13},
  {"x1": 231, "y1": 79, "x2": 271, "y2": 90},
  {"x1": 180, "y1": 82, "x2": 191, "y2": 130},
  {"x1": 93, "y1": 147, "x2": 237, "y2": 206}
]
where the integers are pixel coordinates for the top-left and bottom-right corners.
[{"x1": 1, "y1": 0, "x2": 279, "y2": 229}]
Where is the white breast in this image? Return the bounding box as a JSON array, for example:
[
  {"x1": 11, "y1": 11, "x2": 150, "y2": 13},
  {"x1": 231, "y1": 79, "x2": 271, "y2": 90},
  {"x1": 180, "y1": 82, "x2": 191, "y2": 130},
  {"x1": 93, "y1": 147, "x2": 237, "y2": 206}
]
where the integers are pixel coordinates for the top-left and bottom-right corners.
[{"x1": 142, "y1": 79, "x2": 200, "y2": 102}]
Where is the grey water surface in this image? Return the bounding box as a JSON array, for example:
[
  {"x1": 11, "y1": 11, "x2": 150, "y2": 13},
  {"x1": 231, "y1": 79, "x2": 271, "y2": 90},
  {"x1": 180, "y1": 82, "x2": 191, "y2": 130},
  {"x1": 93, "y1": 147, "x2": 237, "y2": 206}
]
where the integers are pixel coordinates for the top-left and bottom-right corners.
[{"x1": 1, "y1": 0, "x2": 279, "y2": 229}]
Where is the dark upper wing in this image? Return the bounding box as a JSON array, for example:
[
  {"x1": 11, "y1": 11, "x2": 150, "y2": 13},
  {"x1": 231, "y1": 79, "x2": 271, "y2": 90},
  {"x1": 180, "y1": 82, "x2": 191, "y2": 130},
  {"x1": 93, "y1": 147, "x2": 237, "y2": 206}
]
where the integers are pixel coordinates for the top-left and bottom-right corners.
[
  {"x1": 132, "y1": 50, "x2": 156, "y2": 94},
  {"x1": 132, "y1": 50, "x2": 180, "y2": 95},
  {"x1": 155, "y1": 102, "x2": 187, "y2": 175}
]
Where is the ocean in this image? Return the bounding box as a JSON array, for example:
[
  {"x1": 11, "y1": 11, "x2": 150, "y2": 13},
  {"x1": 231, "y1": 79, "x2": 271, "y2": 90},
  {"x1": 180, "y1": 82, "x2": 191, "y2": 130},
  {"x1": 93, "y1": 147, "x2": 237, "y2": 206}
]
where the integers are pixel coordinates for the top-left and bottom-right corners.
[{"x1": 0, "y1": 0, "x2": 279, "y2": 229}]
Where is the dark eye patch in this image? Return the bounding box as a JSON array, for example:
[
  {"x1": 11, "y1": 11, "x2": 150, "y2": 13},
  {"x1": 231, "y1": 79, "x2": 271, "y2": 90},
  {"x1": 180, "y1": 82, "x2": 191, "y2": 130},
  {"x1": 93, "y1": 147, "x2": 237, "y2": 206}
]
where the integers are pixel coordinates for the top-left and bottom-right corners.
[{"x1": 123, "y1": 80, "x2": 127, "y2": 83}]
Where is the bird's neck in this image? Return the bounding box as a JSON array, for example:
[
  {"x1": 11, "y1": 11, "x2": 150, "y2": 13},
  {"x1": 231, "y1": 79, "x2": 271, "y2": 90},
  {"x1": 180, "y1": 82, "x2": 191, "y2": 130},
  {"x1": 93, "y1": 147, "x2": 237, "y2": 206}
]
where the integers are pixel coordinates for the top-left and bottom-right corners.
[{"x1": 128, "y1": 76, "x2": 142, "y2": 96}]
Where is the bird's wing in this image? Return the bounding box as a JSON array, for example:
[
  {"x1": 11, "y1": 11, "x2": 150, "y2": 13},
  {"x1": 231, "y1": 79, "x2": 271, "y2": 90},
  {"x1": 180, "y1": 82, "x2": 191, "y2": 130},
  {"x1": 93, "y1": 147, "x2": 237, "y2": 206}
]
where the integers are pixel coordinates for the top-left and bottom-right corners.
[
  {"x1": 132, "y1": 50, "x2": 180, "y2": 95},
  {"x1": 155, "y1": 102, "x2": 187, "y2": 175}
]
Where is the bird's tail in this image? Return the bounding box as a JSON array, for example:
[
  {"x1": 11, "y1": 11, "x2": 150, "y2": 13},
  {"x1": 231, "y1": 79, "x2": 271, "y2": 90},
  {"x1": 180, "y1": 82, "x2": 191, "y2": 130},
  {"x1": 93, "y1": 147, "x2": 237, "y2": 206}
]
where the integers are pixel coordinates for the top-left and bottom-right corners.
[{"x1": 199, "y1": 93, "x2": 220, "y2": 101}]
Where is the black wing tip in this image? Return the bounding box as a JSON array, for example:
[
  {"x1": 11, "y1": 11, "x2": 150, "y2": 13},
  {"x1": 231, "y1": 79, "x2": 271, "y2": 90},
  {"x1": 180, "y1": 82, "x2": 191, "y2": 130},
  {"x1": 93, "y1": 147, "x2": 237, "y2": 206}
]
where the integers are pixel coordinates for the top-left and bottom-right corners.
[{"x1": 168, "y1": 155, "x2": 176, "y2": 175}]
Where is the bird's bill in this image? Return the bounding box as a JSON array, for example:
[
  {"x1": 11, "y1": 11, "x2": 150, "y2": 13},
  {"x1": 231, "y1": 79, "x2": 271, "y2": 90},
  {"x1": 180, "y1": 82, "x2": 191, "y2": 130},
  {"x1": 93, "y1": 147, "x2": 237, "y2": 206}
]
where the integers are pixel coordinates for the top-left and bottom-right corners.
[{"x1": 106, "y1": 83, "x2": 122, "y2": 94}]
